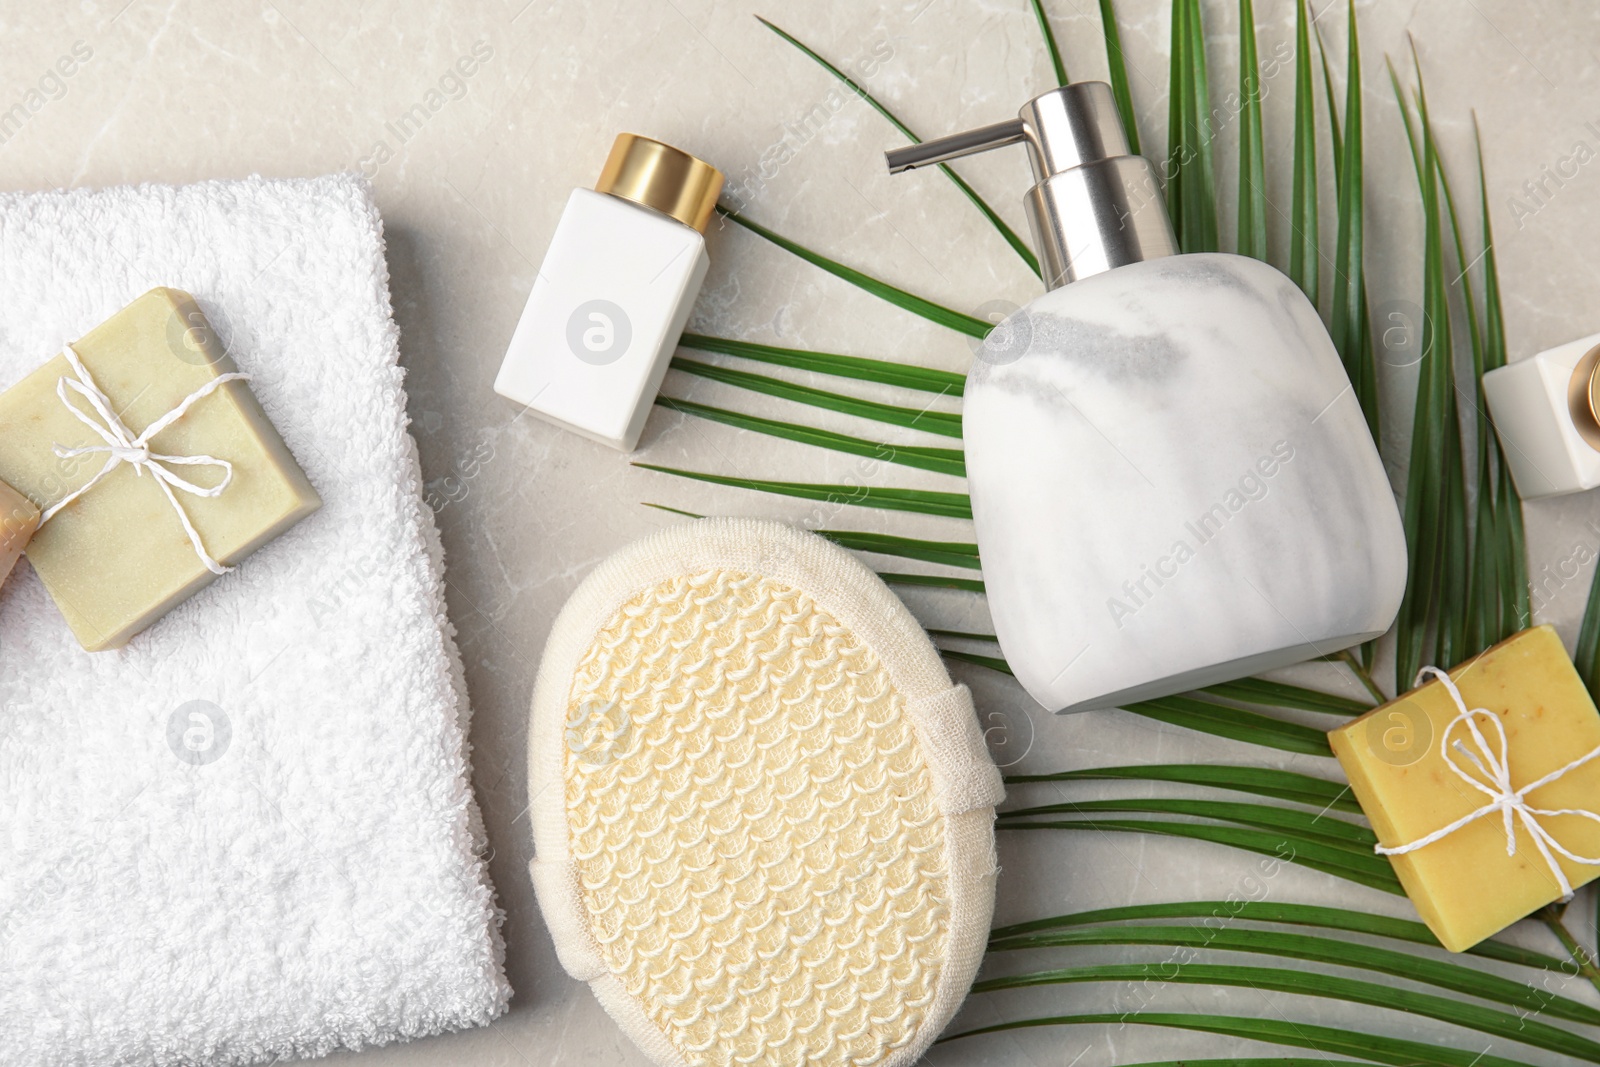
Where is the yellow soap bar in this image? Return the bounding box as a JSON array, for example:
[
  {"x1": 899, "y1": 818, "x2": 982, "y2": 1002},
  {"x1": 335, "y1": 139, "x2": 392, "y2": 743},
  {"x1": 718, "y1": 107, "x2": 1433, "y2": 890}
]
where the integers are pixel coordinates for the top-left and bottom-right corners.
[
  {"x1": 0, "y1": 478, "x2": 40, "y2": 588},
  {"x1": 0, "y1": 288, "x2": 320, "y2": 650},
  {"x1": 1329, "y1": 625, "x2": 1600, "y2": 952}
]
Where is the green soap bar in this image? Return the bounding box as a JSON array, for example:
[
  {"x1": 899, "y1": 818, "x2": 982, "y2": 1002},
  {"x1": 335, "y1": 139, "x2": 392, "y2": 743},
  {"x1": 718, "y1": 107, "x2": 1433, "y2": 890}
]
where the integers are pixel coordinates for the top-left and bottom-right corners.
[{"x1": 0, "y1": 288, "x2": 320, "y2": 650}]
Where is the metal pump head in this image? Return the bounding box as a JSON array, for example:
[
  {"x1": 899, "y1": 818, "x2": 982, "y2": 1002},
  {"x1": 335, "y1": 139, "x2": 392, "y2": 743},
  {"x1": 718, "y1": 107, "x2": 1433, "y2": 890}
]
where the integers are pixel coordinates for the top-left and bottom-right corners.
[{"x1": 886, "y1": 82, "x2": 1177, "y2": 288}]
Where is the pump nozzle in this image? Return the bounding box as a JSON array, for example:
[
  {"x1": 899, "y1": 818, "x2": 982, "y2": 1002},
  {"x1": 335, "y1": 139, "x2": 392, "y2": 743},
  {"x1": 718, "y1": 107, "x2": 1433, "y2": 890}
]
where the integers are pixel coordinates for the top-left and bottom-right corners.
[
  {"x1": 885, "y1": 82, "x2": 1176, "y2": 288},
  {"x1": 885, "y1": 120, "x2": 1027, "y2": 174}
]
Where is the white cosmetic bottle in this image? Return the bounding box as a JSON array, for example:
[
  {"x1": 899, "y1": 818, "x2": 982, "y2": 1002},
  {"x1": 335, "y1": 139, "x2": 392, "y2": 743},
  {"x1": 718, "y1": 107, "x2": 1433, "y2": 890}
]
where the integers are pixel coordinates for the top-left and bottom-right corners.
[
  {"x1": 495, "y1": 134, "x2": 722, "y2": 451},
  {"x1": 888, "y1": 83, "x2": 1407, "y2": 713},
  {"x1": 1482, "y1": 333, "x2": 1600, "y2": 500}
]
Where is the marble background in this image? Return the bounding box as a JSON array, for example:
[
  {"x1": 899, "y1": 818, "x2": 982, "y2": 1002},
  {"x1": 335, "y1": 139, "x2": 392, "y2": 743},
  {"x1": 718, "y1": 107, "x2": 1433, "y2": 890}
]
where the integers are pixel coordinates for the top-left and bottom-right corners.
[{"x1": 3, "y1": 0, "x2": 1598, "y2": 1064}]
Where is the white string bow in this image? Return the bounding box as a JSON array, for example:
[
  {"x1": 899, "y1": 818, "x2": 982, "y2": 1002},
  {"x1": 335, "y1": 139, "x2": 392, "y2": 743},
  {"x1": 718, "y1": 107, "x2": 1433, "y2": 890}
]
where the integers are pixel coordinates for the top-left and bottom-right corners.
[
  {"x1": 38, "y1": 344, "x2": 249, "y2": 575},
  {"x1": 1375, "y1": 665, "x2": 1600, "y2": 899}
]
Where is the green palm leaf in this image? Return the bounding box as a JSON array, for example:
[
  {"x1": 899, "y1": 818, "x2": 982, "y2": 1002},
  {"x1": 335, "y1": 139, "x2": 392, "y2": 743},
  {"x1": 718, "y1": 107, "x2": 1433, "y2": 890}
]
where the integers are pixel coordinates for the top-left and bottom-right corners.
[
  {"x1": 1412, "y1": 51, "x2": 1471, "y2": 674},
  {"x1": 1002, "y1": 817, "x2": 1402, "y2": 892},
  {"x1": 942, "y1": 1010, "x2": 1538, "y2": 1067},
  {"x1": 969, "y1": 963, "x2": 1600, "y2": 1062},
  {"x1": 1324, "y1": 2, "x2": 1380, "y2": 438},
  {"x1": 877, "y1": 571, "x2": 983, "y2": 592},
  {"x1": 717, "y1": 207, "x2": 991, "y2": 337},
  {"x1": 1476, "y1": 115, "x2": 1530, "y2": 640},
  {"x1": 1578, "y1": 555, "x2": 1600, "y2": 696},
  {"x1": 671, "y1": 356, "x2": 962, "y2": 437},
  {"x1": 942, "y1": 648, "x2": 1011, "y2": 674},
  {"x1": 679, "y1": 333, "x2": 966, "y2": 394},
  {"x1": 642, "y1": 505, "x2": 984, "y2": 570},
  {"x1": 985, "y1": 924, "x2": 1600, "y2": 1026},
  {"x1": 1004, "y1": 763, "x2": 1359, "y2": 811},
  {"x1": 1235, "y1": 0, "x2": 1267, "y2": 259},
  {"x1": 997, "y1": 796, "x2": 1378, "y2": 850},
  {"x1": 1287, "y1": 0, "x2": 1318, "y2": 300},
  {"x1": 967, "y1": 675, "x2": 1369, "y2": 754},
  {"x1": 1029, "y1": 0, "x2": 1069, "y2": 85},
  {"x1": 1539, "y1": 905, "x2": 1600, "y2": 996},
  {"x1": 654, "y1": 396, "x2": 966, "y2": 476},
  {"x1": 926, "y1": 627, "x2": 997, "y2": 642},
  {"x1": 1086, "y1": 1062, "x2": 1367, "y2": 1067},
  {"x1": 1390, "y1": 54, "x2": 1469, "y2": 690},
  {"x1": 1199, "y1": 677, "x2": 1371, "y2": 716},
  {"x1": 1097, "y1": 0, "x2": 1141, "y2": 153},
  {"x1": 754, "y1": 16, "x2": 1038, "y2": 274},
  {"x1": 817, "y1": 529, "x2": 979, "y2": 568},
  {"x1": 634, "y1": 463, "x2": 972, "y2": 517},
  {"x1": 1317, "y1": 27, "x2": 1344, "y2": 178},
  {"x1": 1426, "y1": 107, "x2": 1517, "y2": 660},
  {"x1": 1446, "y1": 116, "x2": 1529, "y2": 652},
  {"x1": 640, "y1": 503, "x2": 702, "y2": 520},
  {"x1": 1166, "y1": 0, "x2": 1219, "y2": 252},
  {"x1": 1335, "y1": 647, "x2": 1388, "y2": 701},
  {"x1": 1121, "y1": 693, "x2": 1333, "y2": 756},
  {"x1": 986, "y1": 899, "x2": 1566, "y2": 970}
]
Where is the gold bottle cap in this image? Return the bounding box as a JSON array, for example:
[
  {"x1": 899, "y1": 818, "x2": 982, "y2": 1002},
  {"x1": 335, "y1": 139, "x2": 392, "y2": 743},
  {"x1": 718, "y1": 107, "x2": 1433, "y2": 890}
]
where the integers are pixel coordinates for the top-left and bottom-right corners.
[
  {"x1": 595, "y1": 133, "x2": 723, "y2": 234},
  {"x1": 1568, "y1": 344, "x2": 1600, "y2": 452}
]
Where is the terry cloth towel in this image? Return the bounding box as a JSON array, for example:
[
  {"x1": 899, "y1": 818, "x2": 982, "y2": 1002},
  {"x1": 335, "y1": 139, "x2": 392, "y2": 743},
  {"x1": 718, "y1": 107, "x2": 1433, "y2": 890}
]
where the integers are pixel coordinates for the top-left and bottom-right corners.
[{"x1": 0, "y1": 175, "x2": 510, "y2": 1065}]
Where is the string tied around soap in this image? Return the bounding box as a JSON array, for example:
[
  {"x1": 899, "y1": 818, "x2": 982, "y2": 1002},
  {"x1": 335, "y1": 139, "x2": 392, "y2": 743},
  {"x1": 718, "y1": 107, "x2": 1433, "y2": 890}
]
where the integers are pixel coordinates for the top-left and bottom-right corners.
[
  {"x1": 37, "y1": 343, "x2": 250, "y2": 576},
  {"x1": 1374, "y1": 665, "x2": 1600, "y2": 899}
]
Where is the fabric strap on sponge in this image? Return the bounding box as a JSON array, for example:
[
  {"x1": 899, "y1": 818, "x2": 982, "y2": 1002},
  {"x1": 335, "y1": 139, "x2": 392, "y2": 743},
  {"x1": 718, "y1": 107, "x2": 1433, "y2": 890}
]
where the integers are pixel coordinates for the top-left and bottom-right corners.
[{"x1": 904, "y1": 683, "x2": 1006, "y2": 814}]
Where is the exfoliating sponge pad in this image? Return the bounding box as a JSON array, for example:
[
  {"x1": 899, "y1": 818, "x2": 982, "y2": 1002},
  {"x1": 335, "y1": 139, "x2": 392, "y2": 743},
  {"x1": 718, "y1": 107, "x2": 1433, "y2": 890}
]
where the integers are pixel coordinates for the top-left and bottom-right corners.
[{"x1": 528, "y1": 517, "x2": 1004, "y2": 1067}]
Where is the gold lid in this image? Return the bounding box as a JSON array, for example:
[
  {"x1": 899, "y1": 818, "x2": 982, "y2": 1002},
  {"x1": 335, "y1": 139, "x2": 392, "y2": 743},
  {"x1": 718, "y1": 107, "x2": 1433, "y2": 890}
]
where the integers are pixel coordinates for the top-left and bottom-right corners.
[
  {"x1": 1568, "y1": 344, "x2": 1600, "y2": 452},
  {"x1": 595, "y1": 133, "x2": 723, "y2": 234}
]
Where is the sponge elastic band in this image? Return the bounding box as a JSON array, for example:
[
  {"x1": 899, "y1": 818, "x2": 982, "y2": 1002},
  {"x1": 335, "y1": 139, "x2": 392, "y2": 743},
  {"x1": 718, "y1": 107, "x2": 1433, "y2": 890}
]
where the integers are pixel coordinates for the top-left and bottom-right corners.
[{"x1": 528, "y1": 518, "x2": 1002, "y2": 1067}]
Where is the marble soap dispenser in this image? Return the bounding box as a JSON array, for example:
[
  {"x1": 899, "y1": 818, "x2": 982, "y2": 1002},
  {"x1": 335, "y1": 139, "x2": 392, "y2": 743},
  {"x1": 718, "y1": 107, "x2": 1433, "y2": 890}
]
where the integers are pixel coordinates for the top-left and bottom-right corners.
[{"x1": 887, "y1": 83, "x2": 1406, "y2": 713}]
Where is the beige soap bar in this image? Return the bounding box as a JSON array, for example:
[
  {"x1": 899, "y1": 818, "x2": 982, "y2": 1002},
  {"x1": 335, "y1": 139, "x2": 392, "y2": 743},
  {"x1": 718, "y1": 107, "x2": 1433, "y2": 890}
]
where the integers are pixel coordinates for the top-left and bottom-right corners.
[
  {"x1": 0, "y1": 288, "x2": 320, "y2": 650},
  {"x1": 0, "y1": 478, "x2": 40, "y2": 588},
  {"x1": 1329, "y1": 625, "x2": 1600, "y2": 951}
]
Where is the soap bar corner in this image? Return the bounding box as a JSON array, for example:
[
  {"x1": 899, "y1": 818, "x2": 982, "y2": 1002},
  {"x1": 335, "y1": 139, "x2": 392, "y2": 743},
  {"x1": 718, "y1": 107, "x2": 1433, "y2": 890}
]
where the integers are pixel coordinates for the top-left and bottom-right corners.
[{"x1": 0, "y1": 477, "x2": 40, "y2": 589}]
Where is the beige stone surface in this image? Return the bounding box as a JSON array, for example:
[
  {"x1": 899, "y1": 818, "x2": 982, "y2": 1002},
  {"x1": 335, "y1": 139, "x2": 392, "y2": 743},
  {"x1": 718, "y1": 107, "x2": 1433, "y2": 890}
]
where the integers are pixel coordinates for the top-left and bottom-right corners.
[{"x1": 2, "y1": 0, "x2": 1598, "y2": 1063}]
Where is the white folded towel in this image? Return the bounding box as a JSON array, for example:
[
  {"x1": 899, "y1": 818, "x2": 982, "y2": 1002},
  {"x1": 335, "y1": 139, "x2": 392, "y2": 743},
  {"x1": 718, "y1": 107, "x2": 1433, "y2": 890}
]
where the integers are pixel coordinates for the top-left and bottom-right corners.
[{"x1": 0, "y1": 174, "x2": 510, "y2": 1065}]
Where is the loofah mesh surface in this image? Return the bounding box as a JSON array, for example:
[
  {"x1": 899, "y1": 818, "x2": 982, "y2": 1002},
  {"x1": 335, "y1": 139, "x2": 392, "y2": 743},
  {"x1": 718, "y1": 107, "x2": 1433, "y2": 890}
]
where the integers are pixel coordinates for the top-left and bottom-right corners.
[{"x1": 562, "y1": 568, "x2": 950, "y2": 1067}]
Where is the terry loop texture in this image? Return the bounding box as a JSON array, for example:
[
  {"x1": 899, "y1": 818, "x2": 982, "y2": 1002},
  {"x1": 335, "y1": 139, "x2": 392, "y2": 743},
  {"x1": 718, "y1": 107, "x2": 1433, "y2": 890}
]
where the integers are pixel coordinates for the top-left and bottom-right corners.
[
  {"x1": 0, "y1": 175, "x2": 509, "y2": 1066},
  {"x1": 528, "y1": 518, "x2": 1003, "y2": 1067}
]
